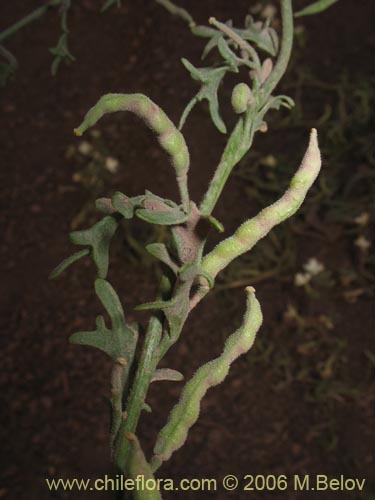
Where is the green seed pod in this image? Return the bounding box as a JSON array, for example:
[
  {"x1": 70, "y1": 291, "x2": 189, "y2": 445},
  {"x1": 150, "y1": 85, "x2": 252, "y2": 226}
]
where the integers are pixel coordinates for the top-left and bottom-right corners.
[
  {"x1": 150, "y1": 287, "x2": 263, "y2": 471},
  {"x1": 74, "y1": 93, "x2": 190, "y2": 209},
  {"x1": 231, "y1": 83, "x2": 253, "y2": 114},
  {"x1": 202, "y1": 129, "x2": 321, "y2": 280}
]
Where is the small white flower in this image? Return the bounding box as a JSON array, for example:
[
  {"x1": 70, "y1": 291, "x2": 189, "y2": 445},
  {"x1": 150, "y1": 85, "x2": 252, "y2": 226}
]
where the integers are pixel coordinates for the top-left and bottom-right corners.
[
  {"x1": 78, "y1": 141, "x2": 92, "y2": 155},
  {"x1": 354, "y1": 236, "x2": 371, "y2": 251},
  {"x1": 303, "y1": 257, "x2": 325, "y2": 276},
  {"x1": 294, "y1": 272, "x2": 311, "y2": 287},
  {"x1": 105, "y1": 156, "x2": 119, "y2": 173},
  {"x1": 354, "y1": 212, "x2": 370, "y2": 226}
]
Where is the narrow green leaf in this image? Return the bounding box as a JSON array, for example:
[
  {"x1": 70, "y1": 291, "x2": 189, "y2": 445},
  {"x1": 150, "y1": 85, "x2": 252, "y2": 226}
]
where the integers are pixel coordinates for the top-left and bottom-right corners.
[
  {"x1": 151, "y1": 368, "x2": 184, "y2": 383},
  {"x1": 146, "y1": 243, "x2": 179, "y2": 273},
  {"x1": 295, "y1": 0, "x2": 339, "y2": 18},
  {"x1": 134, "y1": 298, "x2": 175, "y2": 312},
  {"x1": 205, "y1": 215, "x2": 224, "y2": 233},
  {"x1": 135, "y1": 207, "x2": 189, "y2": 225},
  {"x1": 217, "y1": 37, "x2": 240, "y2": 71},
  {"x1": 95, "y1": 278, "x2": 126, "y2": 332},
  {"x1": 49, "y1": 248, "x2": 90, "y2": 279}
]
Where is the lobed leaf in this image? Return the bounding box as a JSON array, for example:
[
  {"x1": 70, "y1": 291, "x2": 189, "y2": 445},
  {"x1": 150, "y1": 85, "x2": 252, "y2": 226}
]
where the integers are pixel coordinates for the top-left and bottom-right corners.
[
  {"x1": 180, "y1": 59, "x2": 232, "y2": 133},
  {"x1": 70, "y1": 279, "x2": 138, "y2": 362},
  {"x1": 69, "y1": 215, "x2": 119, "y2": 278}
]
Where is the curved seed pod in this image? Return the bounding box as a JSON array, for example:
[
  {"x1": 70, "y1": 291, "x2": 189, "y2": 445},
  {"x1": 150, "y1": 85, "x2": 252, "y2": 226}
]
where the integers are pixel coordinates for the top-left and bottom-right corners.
[
  {"x1": 74, "y1": 93, "x2": 190, "y2": 210},
  {"x1": 201, "y1": 129, "x2": 321, "y2": 280},
  {"x1": 231, "y1": 83, "x2": 253, "y2": 114},
  {"x1": 151, "y1": 287, "x2": 263, "y2": 471}
]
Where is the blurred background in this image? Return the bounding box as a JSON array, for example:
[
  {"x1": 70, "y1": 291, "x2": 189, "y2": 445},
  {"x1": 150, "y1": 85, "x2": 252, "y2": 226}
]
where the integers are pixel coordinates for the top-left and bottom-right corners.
[{"x1": 0, "y1": 0, "x2": 374, "y2": 498}]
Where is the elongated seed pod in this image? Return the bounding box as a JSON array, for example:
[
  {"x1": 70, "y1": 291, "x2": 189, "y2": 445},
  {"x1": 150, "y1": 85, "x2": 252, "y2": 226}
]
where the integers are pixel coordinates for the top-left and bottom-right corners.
[
  {"x1": 74, "y1": 93, "x2": 190, "y2": 210},
  {"x1": 151, "y1": 287, "x2": 263, "y2": 470},
  {"x1": 201, "y1": 129, "x2": 321, "y2": 279}
]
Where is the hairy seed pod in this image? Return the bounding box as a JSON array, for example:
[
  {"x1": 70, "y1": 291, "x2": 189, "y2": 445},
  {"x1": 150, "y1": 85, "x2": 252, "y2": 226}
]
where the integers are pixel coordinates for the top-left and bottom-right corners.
[
  {"x1": 231, "y1": 83, "x2": 253, "y2": 114},
  {"x1": 201, "y1": 129, "x2": 321, "y2": 280},
  {"x1": 150, "y1": 287, "x2": 263, "y2": 470},
  {"x1": 74, "y1": 93, "x2": 190, "y2": 209}
]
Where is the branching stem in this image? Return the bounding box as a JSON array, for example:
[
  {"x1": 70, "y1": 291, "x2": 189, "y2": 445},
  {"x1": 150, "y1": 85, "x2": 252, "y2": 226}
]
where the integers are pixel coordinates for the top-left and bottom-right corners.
[{"x1": 0, "y1": 0, "x2": 61, "y2": 43}]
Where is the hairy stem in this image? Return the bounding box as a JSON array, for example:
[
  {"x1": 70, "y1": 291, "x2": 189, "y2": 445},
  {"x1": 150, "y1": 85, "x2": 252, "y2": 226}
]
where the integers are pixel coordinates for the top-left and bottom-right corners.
[
  {"x1": 191, "y1": 128, "x2": 321, "y2": 308},
  {"x1": 199, "y1": 112, "x2": 255, "y2": 216},
  {"x1": 114, "y1": 312, "x2": 163, "y2": 472},
  {"x1": 199, "y1": 0, "x2": 294, "y2": 219},
  {"x1": 261, "y1": 0, "x2": 293, "y2": 102},
  {"x1": 203, "y1": 129, "x2": 321, "y2": 279}
]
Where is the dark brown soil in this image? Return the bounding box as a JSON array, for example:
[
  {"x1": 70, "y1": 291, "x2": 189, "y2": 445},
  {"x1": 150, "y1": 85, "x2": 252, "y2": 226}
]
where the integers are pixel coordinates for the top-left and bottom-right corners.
[{"x1": 1, "y1": 1, "x2": 374, "y2": 499}]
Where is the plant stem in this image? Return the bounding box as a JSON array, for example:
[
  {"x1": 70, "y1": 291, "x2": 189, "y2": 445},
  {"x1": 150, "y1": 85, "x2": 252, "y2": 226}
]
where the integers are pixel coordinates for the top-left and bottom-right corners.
[
  {"x1": 154, "y1": 0, "x2": 195, "y2": 26},
  {"x1": 114, "y1": 312, "x2": 163, "y2": 472},
  {"x1": 198, "y1": 0, "x2": 294, "y2": 219},
  {"x1": 0, "y1": 0, "x2": 61, "y2": 43},
  {"x1": 261, "y1": 0, "x2": 293, "y2": 102},
  {"x1": 199, "y1": 112, "x2": 255, "y2": 217}
]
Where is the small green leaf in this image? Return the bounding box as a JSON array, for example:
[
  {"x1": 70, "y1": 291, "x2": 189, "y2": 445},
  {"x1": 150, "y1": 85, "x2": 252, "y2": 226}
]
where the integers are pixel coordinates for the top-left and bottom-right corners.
[
  {"x1": 112, "y1": 191, "x2": 135, "y2": 219},
  {"x1": 136, "y1": 207, "x2": 189, "y2": 225},
  {"x1": 217, "y1": 37, "x2": 240, "y2": 72},
  {"x1": 69, "y1": 215, "x2": 119, "y2": 278},
  {"x1": 240, "y1": 16, "x2": 279, "y2": 56},
  {"x1": 205, "y1": 215, "x2": 225, "y2": 233},
  {"x1": 180, "y1": 59, "x2": 232, "y2": 133},
  {"x1": 95, "y1": 197, "x2": 115, "y2": 214},
  {"x1": 151, "y1": 368, "x2": 184, "y2": 383},
  {"x1": 146, "y1": 243, "x2": 179, "y2": 273},
  {"x1": 142, "y1": 402, "x2": 152, "y2": 413},
  {"x1": 49, "y1": 248, "x2": 90, "y2": 279},
  {"x1": 295, "y1": 0, "x2": 339, "y2": 18},
  {"x1": 134, "y1": 298, "x2": 175, "y2": 312},
  {"x1": 70, "y1": 279, "x2": 138, "y2": 362}
]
